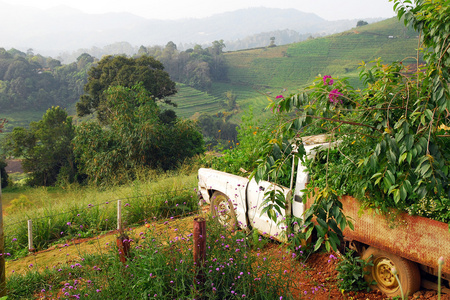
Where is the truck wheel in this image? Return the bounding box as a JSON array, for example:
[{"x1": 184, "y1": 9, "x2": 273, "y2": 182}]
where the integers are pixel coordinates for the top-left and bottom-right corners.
[
  {"x1": 210, "y1": 191, "x2": 237, "y2": 230},
  {"x1": 361, "y1": 247, "x2": 420, "y2": 298}
]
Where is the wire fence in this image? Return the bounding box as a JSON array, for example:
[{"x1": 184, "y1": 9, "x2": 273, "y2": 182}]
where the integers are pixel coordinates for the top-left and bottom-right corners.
[{"x1": 4, "y1": 186, "x2": 200, "y2": 258}]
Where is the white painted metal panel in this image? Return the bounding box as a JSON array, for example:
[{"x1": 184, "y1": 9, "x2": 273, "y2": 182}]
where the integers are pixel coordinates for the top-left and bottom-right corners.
[
  {"x1": 246, "y1": 179, "x2": 291, "y2": 241},
  {"x1": 197, "y1": 168, "x2": 249, "y2": 229}
]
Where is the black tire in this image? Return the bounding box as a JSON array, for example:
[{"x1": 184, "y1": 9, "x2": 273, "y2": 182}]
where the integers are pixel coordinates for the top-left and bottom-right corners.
[
  {"x1": 210, "y1": 191, "x2": 237, "y2": 230},
  {"x1": 361, "y1": 246, "x2": 421, "y2": 298}
]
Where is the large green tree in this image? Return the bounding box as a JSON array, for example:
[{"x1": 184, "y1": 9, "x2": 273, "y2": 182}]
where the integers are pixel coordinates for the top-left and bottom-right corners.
[
  {"x1": 74, "y1": 84, "x2": 204, "y2": 185},
  {"x1": 76, "y1": 55, "x2": 177, "y2": 123},
  {"x1": 3, "y1": 107, "x2": 76, "y2": 186}
]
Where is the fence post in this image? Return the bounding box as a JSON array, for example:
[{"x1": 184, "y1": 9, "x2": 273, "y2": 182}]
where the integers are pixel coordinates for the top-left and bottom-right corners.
[
  {"x1": 116, "y1": 235, "x2": 130, "y2": 264},
  {"x1": 0, "y1": 173, "x2": 5, "y2": 296},
  {"x1": 28, "y1": 219, "x2": 34, "y2": 252},
  {"x1": 193, "y1": 217, "x2": 206, "y2": 288},
  {"x1": 117, "y1": 200, "x2": 122, "y2": 231}
]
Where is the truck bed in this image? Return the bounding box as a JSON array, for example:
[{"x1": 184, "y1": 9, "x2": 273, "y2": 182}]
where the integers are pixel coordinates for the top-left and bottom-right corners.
[{"x1": 314, "y1": 195, "x2": 450, "y2": 275}]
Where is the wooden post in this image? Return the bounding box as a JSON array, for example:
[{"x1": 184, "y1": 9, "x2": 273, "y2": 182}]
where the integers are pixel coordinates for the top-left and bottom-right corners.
[
  {"x1": 28, "y1": 219, "x2": 34, "y2": 252},
  {"x1": 0, "y1": 172, "x2": 5, "y2": 296},
  {"x1": 117, "y1": 200, "x2": 122, "y2": 231},
  {"x1": 193, "y1": 217, "x2": 206, "y2": 287},
  {"x1": 116, "y1": 235, "x2": 130, "y2": 264}
]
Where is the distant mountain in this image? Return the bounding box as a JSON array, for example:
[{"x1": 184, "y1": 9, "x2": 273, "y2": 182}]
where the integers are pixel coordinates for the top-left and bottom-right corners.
[{"x1": 0, "y1": 2, "x2": 382, "y2": 58}]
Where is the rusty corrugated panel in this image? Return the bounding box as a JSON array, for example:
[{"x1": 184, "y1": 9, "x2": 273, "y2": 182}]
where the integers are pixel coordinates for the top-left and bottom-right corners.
[{"x1": 307, "y1": 195, "x2": 450, "y2": 274}]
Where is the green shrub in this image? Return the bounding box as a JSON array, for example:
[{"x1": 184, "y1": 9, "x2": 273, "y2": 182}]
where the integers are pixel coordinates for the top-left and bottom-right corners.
[{"x1": 336, "y1": 249, "x2": 374, "y2": 292}]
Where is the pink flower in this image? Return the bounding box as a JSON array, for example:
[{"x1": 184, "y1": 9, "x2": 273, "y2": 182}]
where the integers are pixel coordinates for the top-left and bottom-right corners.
[
  {"x1": 329, "y1": 89, "x2": 343, "y2": 104},
  {"x1": 323, "y1": 75, "x2": 334, "y2": 85},
  {"x1": 276, "y1": 95, "x2": 284, "y2": 99}
]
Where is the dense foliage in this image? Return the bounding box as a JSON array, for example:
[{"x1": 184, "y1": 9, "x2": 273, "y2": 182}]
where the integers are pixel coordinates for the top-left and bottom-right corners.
[
  {"x1": 336, "y1": 250, "x2": 374, "y2": 292},
  {"x1": 76, "y1": 55, "x2": 177, "y2": 124},
  {"x1": 2, "y1": 55, "x2": 205, "y2": 186},
  {"x1": 3, "y1": 106, "x2": 76, "y2": 186},
  {"x1": 196, "y1": 112, "x2": 238, "y2": 150},
  {"x1": 253, "y1": 0, "x2": 450, "y2": 251},
  {"x1": 74, "y1": 84, "x2": 205, "y2": 185},
  {"x1": 141, "y1": 41, "x2": 227, "y2": 92},
  {"x1": 0, "y1": 48, "x2": 91, "y2": 111},
  {"x1": 211, "y1": 0, "x2": 450, "y2": 253}
]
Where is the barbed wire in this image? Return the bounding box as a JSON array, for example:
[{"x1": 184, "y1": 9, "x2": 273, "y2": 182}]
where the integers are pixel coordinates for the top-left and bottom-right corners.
[
  {"x1": 4, "y1": 186, "x2": 197, "y2": 228},
  {"x1": 4, "y1": 185, "x2": 205, "y2": 255}
]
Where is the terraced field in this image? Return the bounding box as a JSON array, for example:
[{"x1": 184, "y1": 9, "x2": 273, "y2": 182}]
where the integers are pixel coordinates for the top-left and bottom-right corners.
[
  {"x1": 224, "y1": 18, "x2": 421, "y2": 93},
  {"x1": 165, "y1": 83, "x2": 224, "y2": 118}
]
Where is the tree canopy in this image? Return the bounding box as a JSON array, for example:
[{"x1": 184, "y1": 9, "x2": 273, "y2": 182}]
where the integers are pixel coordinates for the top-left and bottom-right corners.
[
  {"x1": 76, "y1": 55, "x2": 176, "y2": 123},
  {"x1": 0, "y1": 48, "x2": 91, "y2": 111},
  {"x1": 74, "y1": 84, "x2": 204, "y2": 185},
  {"x1": 3, "y1": 106, "x2": 76, "y2": 186},
  {"x1": 140, "y1": 41, "x2": 228, "y2": 92}
]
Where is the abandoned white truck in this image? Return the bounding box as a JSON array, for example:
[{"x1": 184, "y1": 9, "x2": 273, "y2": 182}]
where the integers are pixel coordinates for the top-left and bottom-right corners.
[{"x1": 197, "y1": 135, "x2": 450, "y2": 298}]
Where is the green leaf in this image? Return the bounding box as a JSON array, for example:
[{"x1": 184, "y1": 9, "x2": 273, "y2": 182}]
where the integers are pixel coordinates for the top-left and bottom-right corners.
[
  {"x1": 328, "y1": 231, "x2": 341, "y2": 247},
  {"x1": 317, "y1": 217, "x2": 328, "y2": 230},
  {"x1": 325, "y1": 240, "x2": 331, "y2": 252},
  {"x1": 400, "y1": 184, "x2": 408, "y2": 201},
  {"x1": 394, "y1": 189, "x2": 401, "y2": 204},
  {"x1": 399, "y1": 152, "x2": 408, "y2": 164},
  {"x1": 314, "y1": 237, "x2": 324, "y2": 251},
  {"x1": 386, "y1": 170, "x2": 395, "y2": 184},
  {"x1": 315, "y1": 224, "x2": 327, "y2": 238},
  {"x1": 305, "y1": 226, "x2": 314, "y2": 240},
  {"x1": 370, "y1": 172, "x2": 382, "y2": 180},
  {"x1": 348, "y1": 220, "x2": 354, "y2": 231}
]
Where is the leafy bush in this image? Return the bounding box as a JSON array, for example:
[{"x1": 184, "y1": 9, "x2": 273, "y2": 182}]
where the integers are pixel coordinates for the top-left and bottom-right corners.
[
  {"x1": 74, "y1": 84, "x2": 205, "y2": 185},
  {"x1": 336, "y1": 250, "x2": 374, "y2": 292}
]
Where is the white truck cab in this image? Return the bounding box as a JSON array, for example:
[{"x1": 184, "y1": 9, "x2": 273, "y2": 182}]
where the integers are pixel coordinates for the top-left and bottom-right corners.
[{"x1": 197, "y1": 134, "x2": 331, "y2": 240}]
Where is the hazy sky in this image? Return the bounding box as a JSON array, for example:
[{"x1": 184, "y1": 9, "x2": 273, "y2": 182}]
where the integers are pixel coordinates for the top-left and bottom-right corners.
[{"x1": 1, "y1": 0, "x2": 397, "y2": 21}]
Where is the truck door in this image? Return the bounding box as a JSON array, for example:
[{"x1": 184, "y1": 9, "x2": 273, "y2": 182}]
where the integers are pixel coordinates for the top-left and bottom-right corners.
[{"x1": 246, "y1": 178, "x2": 291, "y2": 241}]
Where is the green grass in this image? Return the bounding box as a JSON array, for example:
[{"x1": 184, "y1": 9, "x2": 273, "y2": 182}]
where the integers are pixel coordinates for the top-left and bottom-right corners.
[
  {"x1": 3, "y1": 165, "x2": 303, "y2": 299},
  {"x1": 2, "y1": 169, "x2": 199, "y2": 258},
  {"x1": 6, "y1": 214, "x2": 301, "y2": 299}
]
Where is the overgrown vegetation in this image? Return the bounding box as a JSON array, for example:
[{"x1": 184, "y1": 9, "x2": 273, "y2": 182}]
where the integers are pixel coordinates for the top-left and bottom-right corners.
[
  {"x1": 248, "y1": 0, "x2": 450, "y2": 254},
  {"x1": 209, "y1": 0, "x2": 450, "y2": 255}
]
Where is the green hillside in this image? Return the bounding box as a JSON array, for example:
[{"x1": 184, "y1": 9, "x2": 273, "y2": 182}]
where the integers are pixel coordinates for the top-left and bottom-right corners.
[
  {"x1": 166, "y1": 17, "x2": 422, "y2": 122},
  {"x1": 1, "y1": 17, "x2": 422, "y2": 129}
]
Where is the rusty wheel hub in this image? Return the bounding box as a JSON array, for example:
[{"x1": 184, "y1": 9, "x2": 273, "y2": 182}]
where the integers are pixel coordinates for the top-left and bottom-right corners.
[{"x1": 373, "y1": 257, "x2": 398, "y2": 290}]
